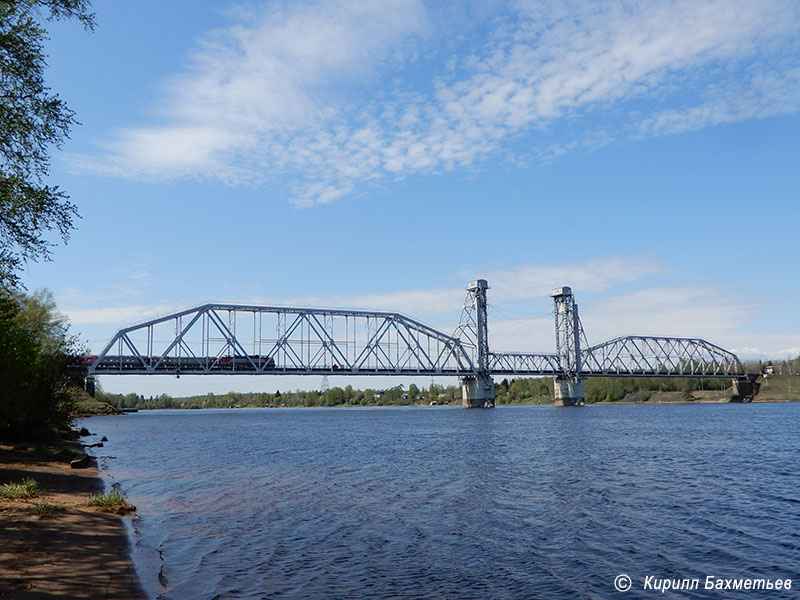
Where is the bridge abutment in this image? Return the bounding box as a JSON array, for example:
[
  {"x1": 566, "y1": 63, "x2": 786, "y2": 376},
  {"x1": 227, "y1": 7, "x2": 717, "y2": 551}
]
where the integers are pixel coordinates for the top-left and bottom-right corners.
[
  {"x1": 461, "y1": 375, "x2": 495, "y2": 408},
  {"x1": 553, "y1": 377, "x2": 585, "y2": 406},
  {"x1": 731, "y1": 376, "x2": 759, "y2": 402}
]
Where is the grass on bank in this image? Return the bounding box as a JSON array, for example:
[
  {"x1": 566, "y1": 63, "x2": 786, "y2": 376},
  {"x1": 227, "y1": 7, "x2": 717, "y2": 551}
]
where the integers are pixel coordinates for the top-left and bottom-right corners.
[
  {"x1": 756, "y1": 374, "x2": 800, "y2": 401},
  {"x1": 1, "y1": 477, "x2": 39, "y2": 499},
  {"x1": 85, "y1": 489, "x2": 136, "y2": 514},
  {"x1": 35, "y1": 502, "x2": 67, "y2": 516}
]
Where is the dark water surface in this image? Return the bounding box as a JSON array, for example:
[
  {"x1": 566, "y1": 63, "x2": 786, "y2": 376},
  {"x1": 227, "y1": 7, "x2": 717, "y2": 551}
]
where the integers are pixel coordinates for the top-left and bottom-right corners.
[{"x1": 81, "y1": 403, "x2": 800, "y2": 599}]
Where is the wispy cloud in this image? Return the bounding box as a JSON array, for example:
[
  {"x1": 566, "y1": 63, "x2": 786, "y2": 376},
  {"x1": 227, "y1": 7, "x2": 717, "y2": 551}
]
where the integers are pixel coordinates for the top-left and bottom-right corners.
[
  {"x1": 70, "y1": 0, "x2": 800, "y2": 205},
  {"x1": 65, "y1": 304, "x2": 175, "y2": 327},
  {"x1": 730, "y1": 337, "x2": 800, "y2": 361},
  {"x1": 71, "y1": 0, "x2": 430, "y2": 187},
  {"x1": 485, "y1": 257, "x2": 664, "y2": 302},
  {"x1": 247, "y1": 256, "x2": 664, "y2": 316},
  {"x1": 582, "y1": 286, "x2": 756, "y2": 342}
]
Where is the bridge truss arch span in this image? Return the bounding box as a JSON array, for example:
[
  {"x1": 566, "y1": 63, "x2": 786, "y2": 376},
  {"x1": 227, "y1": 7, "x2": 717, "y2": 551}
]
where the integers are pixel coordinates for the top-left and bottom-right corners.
[
  {"x1": 580, "y1": 335, "x2": 747, "y2": 378},
  {"x1": 89, "y1": 303, "x2": 476, "y2": 376}
]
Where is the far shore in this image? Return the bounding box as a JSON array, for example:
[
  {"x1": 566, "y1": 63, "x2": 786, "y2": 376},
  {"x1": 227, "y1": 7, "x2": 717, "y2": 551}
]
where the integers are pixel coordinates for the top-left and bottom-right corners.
[
  {"x1": 0, "y1": 439, "x2": 145, "y2": 600},
  {"x1": 78, "y1": 395, "x2": 798, "y2": 417}
]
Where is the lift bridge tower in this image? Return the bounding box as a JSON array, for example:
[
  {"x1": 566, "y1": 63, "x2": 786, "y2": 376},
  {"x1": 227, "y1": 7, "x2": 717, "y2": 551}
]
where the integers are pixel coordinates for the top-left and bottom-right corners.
[
  {"x1": 551, "y1": 286, "x2": 586, "y2": 405},
  {"x1": 456, "y1": 279, "x2": 495, "y2": 408}
]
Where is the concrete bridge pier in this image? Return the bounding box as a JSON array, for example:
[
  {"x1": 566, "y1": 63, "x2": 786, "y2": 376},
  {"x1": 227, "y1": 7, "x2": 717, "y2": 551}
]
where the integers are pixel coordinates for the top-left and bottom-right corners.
[
  {"x1": 461, "y1": 375, "x2": 496, "y2": 408},
  {"x1": 554, "y1": 377, "x2": 585, "y2": 406},
  {"x1": 84, "y1": 376, "x2": 96, "y2": 398}
]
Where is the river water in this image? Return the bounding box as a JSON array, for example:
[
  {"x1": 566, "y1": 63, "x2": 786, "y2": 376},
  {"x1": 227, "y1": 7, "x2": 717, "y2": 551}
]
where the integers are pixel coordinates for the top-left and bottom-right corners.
[{"x1": 81, "y1": 403, "x2": 800, "y2": 599}]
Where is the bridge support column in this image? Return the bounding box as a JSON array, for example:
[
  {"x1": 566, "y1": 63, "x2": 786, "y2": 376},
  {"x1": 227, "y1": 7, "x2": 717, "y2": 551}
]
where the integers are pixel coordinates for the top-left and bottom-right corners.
[
  {"x1": 84, "y1": 376, "x2": 96, "y2": 398},
  {"x1": 461, "y1": 375, "x2": 495, "y2": 408},
  {"x1": 554, "y1": 377, "x2": 585, "y2": 406}
]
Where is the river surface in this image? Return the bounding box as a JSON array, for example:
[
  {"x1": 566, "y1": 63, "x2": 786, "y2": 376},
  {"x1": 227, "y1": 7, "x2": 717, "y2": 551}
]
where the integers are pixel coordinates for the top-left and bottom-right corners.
[{"x1": 81, "y1": 403, "x2": 800, "y2": 599}]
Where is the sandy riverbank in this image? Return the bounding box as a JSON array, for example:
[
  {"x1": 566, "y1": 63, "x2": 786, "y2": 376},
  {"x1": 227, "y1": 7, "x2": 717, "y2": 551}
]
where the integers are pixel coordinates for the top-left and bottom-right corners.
[{"x1": 0, "y1": 441, "x2": 145, "y2": 600}]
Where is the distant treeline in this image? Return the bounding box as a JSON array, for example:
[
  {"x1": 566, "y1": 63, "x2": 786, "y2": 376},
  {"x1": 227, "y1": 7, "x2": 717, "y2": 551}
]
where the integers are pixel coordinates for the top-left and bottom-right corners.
[
  {"x1": 98, "y1": 382, "x2": 457, "y2": 410},
  {"x1": 745, "y1": 357, "x2": 800, "y2": 376},
  {"x1": 96, "y1": 375, "x2": 747, "y2": 410}
]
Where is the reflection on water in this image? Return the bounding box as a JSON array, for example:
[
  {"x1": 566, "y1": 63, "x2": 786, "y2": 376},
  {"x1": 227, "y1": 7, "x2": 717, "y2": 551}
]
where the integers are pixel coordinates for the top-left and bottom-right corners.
[{"x1": 84, "y1": 403, "x2": 800, "y2": 599}]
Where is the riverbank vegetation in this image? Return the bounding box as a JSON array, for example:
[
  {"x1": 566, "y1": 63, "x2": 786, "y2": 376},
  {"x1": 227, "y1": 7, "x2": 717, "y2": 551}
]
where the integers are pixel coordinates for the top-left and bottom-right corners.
[
  {"x1": 85, "y1": 489, "x2": 135, "y2": 514},
  {"x1": 0, "y1": 289, "x2": 90, "y2": 439},
  {"x1": 1, "y1": 476, "x2": 39, "y2": 500}
]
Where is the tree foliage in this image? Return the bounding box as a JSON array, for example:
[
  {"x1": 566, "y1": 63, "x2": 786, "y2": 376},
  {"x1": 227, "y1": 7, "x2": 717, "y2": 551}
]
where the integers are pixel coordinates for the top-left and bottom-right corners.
[
  {"x1": 0, "y1": 288, "x2": 83, "y2": 439},
  {"x1": 0, "y1": 0, "x2": 94, "y2": 289},
  {"x1": 98, "y1": 382, "x2": 465, "y2": 411}
]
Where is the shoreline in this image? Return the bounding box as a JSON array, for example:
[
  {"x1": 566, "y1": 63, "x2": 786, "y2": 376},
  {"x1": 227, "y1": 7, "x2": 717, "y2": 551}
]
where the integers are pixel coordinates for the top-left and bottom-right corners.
[
  {"x1": 0, "y1": 440, "x2": 146, "y2": 600},
  {"x1": 103, "y1": 396, "x2": 796, "y2": 412}
]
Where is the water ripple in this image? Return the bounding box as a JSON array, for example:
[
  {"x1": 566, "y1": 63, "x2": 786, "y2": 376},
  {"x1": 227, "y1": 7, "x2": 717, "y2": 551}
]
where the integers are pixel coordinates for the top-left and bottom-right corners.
[{"x1": 83, "y1": 404, "x2": 800, "y2": 599}]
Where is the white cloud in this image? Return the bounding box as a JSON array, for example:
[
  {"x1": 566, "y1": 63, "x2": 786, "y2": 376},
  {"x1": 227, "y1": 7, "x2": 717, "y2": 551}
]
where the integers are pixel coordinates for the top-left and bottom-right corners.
[
  {"x1": 267, "y1": 287, "x2": 464, "y2": 316},
  {"x1": 486, "y1": 315, "x2": 555, "y2": 354},
  {"x1": 637, "y1": 66, "x2": 800, "y2": 137},
  {"x1": 64, "y1": 304, "x2": 174, "y2": 327},
  {"x1": 731, "y1": 339, "x2": 800, "y2": 361},
  {"x1": 486, "y1": 257, "x2": 664, "y2": 302},
  {"x1": 582, "y1": 286, "x2": 756, "y2": 343},
  {"x1": 70, "y1": 0, "x2": 800, "y2": 204},
  {"x1": 249, "y1": 256, "x2": 664, "y2": 317},
  {"x1": 72, "y1": 0, "x2": 429, "y2": 185}
]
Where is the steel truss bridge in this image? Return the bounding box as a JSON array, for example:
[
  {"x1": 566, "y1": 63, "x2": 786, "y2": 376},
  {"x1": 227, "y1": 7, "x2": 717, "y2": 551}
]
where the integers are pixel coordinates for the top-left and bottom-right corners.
[{"x1": 88, "y1": 280, "x2": 754, "y2": 404}]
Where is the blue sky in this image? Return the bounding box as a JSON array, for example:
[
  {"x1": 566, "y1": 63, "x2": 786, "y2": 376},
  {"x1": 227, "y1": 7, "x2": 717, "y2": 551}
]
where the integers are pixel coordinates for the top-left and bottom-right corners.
[{"x1": 22, "y1": 0, "x2": 800, "y2": 396}]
